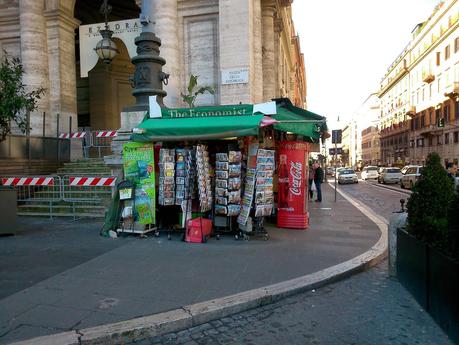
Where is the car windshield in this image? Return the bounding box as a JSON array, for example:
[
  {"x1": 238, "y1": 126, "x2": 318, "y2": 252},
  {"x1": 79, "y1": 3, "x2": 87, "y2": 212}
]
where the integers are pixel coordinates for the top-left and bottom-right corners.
[
  {"x1": 367, "y1": 167, "x2": 378, "y2": 171},
  {"x1": 341, "y1": 170, "x2": 355, "y2": 175},
  {"x1": 386, "y1": 168, "x2": 401, "y2": 173}
]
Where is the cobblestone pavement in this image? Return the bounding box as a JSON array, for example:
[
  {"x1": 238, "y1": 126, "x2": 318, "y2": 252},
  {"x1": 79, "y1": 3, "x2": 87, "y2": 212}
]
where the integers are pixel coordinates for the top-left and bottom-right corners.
[{"x1": 126, "y1": 260, "x2": 453, "y2": 345}]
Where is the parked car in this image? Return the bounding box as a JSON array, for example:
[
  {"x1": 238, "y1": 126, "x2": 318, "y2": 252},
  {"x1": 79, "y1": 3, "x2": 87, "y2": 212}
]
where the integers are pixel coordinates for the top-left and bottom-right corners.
[
  {"x1": 326, "y1": 167, "x2": 335, "y2": 176},
  {"x1": 400, "y1": 166, "x2": 423, "y2": 189},
  {"x1": 335, "y1": 167, "x2": 347, "y2": 178},
  {"x1": 378, "y1": 167, "x2": 403, "y2": 184},
  {"x1": 361, "y1": 166, "x2": 379, "y2": 180},
  {"x1": 338, "y1": 169, "x2": 358, "y2": 184}
]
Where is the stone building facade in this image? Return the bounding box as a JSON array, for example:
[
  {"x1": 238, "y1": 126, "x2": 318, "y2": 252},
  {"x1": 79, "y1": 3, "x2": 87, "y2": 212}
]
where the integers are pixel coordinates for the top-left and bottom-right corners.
[
  {"x1": 0, "y1": 0, "x2": 307, "y2": 137},
  {"x1": 361, "y1": 126, "x2": 380, "y2": 166},
  {"x1": 378, "y1": 0, "x2": 459, "y2": 166}
]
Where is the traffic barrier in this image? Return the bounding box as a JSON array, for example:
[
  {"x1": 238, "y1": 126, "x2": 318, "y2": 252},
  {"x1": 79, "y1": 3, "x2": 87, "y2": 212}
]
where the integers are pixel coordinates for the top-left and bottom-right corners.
[
  {"x1": 1, "y1": 176, "x2": 55, "y2": 186},
  {"x1": 59, "y1": 132, "x2": 86, "y2": 139},
  {"x1": 1, "y1": 175, "x2": 62, "y2": 218},
  {"x1": 62, "y1": 175, "x2": 116, "y2": 203},
  {"x1": 69, "y1": 176, "x2": 116, "y2": 187},
  {"x1": 95, "y1": 131, "x2": 117, "y2": 138}
]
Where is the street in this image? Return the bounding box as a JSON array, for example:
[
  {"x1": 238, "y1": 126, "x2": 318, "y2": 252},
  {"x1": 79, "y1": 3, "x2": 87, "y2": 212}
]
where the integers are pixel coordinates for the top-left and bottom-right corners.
[{"x1": 127, "y1": 181, "x2": 453, "y2": 345}]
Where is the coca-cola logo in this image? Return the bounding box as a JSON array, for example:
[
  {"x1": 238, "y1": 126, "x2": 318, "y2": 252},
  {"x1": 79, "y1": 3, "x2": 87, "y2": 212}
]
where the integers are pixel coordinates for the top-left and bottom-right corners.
[{"x1": 289, "y1": 161, "x2": 302, "y2": 196}]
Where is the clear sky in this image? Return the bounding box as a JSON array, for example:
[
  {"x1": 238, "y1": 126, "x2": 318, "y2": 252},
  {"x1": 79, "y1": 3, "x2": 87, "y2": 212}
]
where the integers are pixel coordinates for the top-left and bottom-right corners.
[{"x1": 292, "y1": 0, "x2": 441, "y2": 130}]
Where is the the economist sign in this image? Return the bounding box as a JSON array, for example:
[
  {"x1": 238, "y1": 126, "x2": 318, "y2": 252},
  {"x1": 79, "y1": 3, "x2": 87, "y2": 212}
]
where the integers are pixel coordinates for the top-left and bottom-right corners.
[{"x1": 277, "y1": 141, "x2": 310, "y2": 229}]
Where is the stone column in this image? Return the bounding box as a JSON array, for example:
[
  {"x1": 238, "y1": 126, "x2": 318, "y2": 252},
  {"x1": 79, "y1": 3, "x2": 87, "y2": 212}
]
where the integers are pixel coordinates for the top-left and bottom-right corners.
[
  {"x1": 261, "y1": 2, "x2": 276, "y2": 102},
  {"x1": 149, "y1": 0, "x2": 180, "y2": 107},
  {"x1": 43, "y1": 9, "x2": 80, "y2": 137},
  {"x1": 252, "y1": 0, "x2": 264, "y2": 103},
  {"x1": 220, "y1": 0, "x2": 252, "y2": 104},
  {"x1": 19, "y1": 0, "x2": 50, "y2": 136},
  {"x1": 274, "y1": 18, "x2": 283, "y2": 99}
]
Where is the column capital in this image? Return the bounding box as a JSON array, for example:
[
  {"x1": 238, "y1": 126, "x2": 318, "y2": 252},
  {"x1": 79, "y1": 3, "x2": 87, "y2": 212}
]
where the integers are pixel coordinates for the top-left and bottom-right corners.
[
  {"x1": 43, "y1": 9, "x2": 81, "y2": 32},
  {"x1": 262, "y1": 4, "x2": 277, "y2": 18}
]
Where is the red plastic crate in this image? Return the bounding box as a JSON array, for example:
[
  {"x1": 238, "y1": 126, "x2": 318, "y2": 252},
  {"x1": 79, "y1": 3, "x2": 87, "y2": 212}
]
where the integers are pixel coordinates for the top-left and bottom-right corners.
[{"x1": 185, "y1": 217, "x2": 213, "y2": 243}]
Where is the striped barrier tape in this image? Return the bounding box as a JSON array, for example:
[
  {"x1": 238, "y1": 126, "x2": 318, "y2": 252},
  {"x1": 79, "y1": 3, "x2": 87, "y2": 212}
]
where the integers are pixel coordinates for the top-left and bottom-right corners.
[
  {"x1": 1, "y1": 177, "x2": 55, "y2": 186},
  {"x1": 69, "y1": 176, "x2": 117, "y2": 187},
  {"x1": 59, "y1": 132, "x2": 86, "y2": 139},
  {"x1": 96, "y1": 131, "x2": 117, "y2": 138}
]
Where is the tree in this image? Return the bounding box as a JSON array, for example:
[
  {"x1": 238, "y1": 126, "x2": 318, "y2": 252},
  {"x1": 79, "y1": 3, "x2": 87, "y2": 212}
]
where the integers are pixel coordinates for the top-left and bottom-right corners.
[
  {"x1": 406, "y1": 152, "x2": 455, "y2": 250},
  {"x1": 180, "y1": 75, "x2": 214, "y2": 108},
  {"x1": 0, "y1": 53, "x2": 45, "y2": 142}
]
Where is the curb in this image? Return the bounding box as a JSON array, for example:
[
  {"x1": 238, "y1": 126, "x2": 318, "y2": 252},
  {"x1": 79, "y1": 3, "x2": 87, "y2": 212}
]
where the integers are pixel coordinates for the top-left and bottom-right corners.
[{"x1": 9, "y1": 187, "x2": 388, "y2": 345}]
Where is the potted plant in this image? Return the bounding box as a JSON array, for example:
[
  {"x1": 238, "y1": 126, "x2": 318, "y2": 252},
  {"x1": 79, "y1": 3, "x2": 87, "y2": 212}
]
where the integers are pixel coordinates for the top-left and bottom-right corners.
[{"x1": 397, "y1": 152, "x2": 459, "y2": 342}]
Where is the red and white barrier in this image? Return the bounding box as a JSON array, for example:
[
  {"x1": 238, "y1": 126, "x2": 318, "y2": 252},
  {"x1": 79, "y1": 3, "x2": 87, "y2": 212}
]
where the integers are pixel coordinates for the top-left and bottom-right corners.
[
  {"x1": 69, "y1": 177, "x2": 116, "y2": 187},
  {"x1": 1, "y1": 177, "x2": 55, "y2": 186},
  {"x1": 59, "y1": 132, "x2": 86, "y2": 139},
  {"x1": 96, "y1": 131, "x2": 117, "y2": 138}
]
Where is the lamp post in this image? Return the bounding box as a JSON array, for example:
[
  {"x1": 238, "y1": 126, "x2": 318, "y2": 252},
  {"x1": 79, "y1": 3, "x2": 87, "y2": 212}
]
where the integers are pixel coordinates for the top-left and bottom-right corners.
[
  {"x1": 94, "y1": 0, "x2": 119, "y2": 64},
  {"x1": 126, "y1": 0, "x2": 169, "y2": 111}
]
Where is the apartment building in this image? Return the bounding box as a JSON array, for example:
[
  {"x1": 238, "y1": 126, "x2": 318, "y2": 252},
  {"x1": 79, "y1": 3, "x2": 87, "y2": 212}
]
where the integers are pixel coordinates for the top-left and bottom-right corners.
[
  {"x1": 378, "y1": 0, "x2": 459, "y2": 166},
  {"x1": 361, "y1": 126, "x2": 380, "y2": 165}
]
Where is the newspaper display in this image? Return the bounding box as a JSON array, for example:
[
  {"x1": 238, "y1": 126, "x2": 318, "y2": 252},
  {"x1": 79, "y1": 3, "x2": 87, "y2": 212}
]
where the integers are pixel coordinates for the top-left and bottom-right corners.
[
  {"x1": 196, "y1": 144, "x2": 212, "y2": 212},
  {"x1": 215, "y1": 151, "x2": 242, "y2": 217}
]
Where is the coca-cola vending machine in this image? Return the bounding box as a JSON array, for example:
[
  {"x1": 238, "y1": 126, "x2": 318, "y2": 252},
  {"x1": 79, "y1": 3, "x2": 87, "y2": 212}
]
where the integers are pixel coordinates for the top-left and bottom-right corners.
[{"x1": 277, "y1": 141, "x2": 310, "y2": 229}]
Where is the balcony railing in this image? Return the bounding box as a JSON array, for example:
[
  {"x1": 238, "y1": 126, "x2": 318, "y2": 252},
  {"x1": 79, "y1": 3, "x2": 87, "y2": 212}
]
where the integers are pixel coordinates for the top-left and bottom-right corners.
[
  {"x1": 444, "y1": 82, "x2": 459, "y2": 98},
  {"x1": 422, "y1": 72, "x2": 435, "y2": 83}
]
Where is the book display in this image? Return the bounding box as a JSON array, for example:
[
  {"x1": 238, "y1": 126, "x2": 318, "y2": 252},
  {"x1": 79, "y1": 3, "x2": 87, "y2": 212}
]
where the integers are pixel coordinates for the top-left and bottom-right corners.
[
  {"x1": 215, "y1": 151, "x2": 242, "y2": 217},
  {"x1": 254, "y1": 149, "x2": 275, "y2": 217},
  {"x1": 158, "y1": 148, "x2": 175, "y2": 206},
  {"x1": 196, "y1": 145, "x2": 212, "y2": 212}
]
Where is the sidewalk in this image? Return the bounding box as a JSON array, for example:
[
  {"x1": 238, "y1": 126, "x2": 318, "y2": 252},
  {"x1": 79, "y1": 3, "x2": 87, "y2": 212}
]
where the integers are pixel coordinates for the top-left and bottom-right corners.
[{"x1": 0, "y1": 184, "x2": 382, "y2": 344}]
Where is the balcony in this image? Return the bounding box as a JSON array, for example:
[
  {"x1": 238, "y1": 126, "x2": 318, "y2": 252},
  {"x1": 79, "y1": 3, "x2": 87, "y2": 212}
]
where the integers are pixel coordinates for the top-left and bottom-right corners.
[
  {"x1": 406, "y1": 106, "x2": 416, "y2": 118},
  {"x1": 444, "y1": 82, "x2": 459, "y2": 98},
  {"x1": 420, "y1": 124, "x2": 443, "y2": 137},
  {"x1": 422, "y1": 72, "x2": 435, "y2": 83}
]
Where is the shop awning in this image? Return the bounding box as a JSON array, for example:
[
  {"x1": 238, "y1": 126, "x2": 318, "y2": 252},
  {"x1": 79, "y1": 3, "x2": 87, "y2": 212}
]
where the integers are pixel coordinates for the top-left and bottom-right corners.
[
  {"x1": 131, "y1": 114, "x2": 265, "y2": 142},
  {"x1": 272, "y1": 99, "x2": 329, "y2": 142}
]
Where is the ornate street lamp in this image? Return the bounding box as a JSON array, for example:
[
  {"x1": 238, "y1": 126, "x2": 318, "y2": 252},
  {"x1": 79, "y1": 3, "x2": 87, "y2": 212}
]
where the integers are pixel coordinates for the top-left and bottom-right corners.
[{"x1": 94, "y1": 0, "x2": 119, "y2": 64}]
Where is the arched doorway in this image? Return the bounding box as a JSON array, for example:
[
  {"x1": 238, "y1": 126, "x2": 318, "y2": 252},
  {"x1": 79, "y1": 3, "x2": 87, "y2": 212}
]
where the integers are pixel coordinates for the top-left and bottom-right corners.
[{"x1": 74, "y1": 0, "x2": 139, "y2": 130}]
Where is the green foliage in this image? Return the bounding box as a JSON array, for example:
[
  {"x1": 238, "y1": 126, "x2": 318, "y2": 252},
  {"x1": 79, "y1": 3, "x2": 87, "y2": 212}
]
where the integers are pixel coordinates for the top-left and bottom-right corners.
[
  {"x1": 406, "y1": 152, "x2": 456, "y2": 256},
  {"x1": 180, "y1": 74, "x2": 215, "y2": 108},
  {"x1": 0, "y1": 53, "x2": 45, "y2": 142}
]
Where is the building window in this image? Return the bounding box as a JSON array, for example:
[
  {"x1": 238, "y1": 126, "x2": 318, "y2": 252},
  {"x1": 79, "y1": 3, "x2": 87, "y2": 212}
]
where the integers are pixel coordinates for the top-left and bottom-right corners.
[
  {"x1": 445, "y1": 132, "x2": 450, "y2": 144},
  {"x1": 421, "y1": 112, "x2": 425, "y2": 127},
  {"x1": 445, "y1": 45, "x2": 451, "y2": 60},
  {"x1": 437, "y1": 135, "x2": 442, "y2": 145},
  {"x1": 455, "y1": 37, "x2": 459, "y2": 53},
  {"x1": 456, "y1": 100, "x2": 459, "y2": 119},
  {"x1": 429, "y1": 137, "x2": 433, "y2": 146},
  {"x1": 444, "y1": 105, "x2": 450, "y2": 123},
  {"x1": 436, "y1": 51, "x2": 441, "y2": 66},
  {"x1": 455, "y1": 132, "x2": 459, "y2": 143},
  {"x1": 436, "y1": 108, "x2": 441, "y2": 125},
  {"x1": 429, "y1": 110, "x2": 433, "y2": 124}
]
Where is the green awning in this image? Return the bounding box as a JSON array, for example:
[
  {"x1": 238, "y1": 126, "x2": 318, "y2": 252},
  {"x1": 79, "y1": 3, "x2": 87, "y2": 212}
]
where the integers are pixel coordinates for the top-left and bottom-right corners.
[
  {"x1": 131, "y1": 114, "x2": 264, "y2": 142},
  {"x1": 272, "y1": 99, "x2": 328, "y2": 142}
]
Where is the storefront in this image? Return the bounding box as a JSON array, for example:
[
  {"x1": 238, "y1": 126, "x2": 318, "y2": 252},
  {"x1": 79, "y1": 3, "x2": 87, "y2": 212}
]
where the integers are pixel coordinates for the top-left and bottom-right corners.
[{"x1": 103, "y1": 98, "x2": 327, "y2": 240}]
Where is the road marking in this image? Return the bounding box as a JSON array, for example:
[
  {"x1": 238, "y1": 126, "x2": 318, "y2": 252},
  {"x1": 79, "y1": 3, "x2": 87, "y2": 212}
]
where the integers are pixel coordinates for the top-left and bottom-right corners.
[{"x1": 361, "y1": 180, "x2": 411, "y2": 196}]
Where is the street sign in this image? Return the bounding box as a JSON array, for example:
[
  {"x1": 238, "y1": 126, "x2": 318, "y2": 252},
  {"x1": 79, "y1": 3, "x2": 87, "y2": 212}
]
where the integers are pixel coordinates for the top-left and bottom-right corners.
[
  {"x1": 332, "y1": 130, "x2": 342, "y2": 144},
  {"x1": 329, "y1": 147, "x2": 343, "y2": 155}
]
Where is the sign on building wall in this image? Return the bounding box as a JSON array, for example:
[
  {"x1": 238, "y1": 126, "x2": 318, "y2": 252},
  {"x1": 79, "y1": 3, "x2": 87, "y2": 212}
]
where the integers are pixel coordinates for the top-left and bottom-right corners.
[
  {"x1": 221, "y1": 67, "x2": 249, "y2": 85},
  {"x1": 79, "y1": 19, "x2": 141, "y2": 78}
]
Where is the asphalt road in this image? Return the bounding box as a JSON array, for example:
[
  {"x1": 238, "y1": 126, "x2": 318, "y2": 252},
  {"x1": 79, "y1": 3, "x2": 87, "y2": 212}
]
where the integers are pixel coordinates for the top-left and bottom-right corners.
[{"x1": 129, "y1": 182, "x2": 454, "y2": 345}]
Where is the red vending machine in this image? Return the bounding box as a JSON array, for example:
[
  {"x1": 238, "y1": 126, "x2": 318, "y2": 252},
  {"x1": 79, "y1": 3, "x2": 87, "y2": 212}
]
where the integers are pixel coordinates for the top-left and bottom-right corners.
[{"x1": 277, "y1": 141, "x2": 310, "y2": 229}]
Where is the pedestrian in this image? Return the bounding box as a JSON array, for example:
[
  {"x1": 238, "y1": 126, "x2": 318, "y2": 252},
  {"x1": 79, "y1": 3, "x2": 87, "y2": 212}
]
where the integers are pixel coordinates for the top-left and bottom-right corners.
[
  {"x1": 313, "y1": 162, "x2": 324, "y2": 202},
  {"x1": 446, "y1": 162, "x2": 458, "y2": 185},
  {"x1": 308, "y1": 165, "x2": 315, "y2": 200}
]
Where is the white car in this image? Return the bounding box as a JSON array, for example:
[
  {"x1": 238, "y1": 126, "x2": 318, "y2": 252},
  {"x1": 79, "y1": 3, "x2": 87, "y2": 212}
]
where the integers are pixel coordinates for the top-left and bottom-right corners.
[
  {"x1": 335, "y1": 167, "x2": 346, "y2": 178},
  {"x1": 378, "y1": 167, "x2": 403, "y2": 184},
  {"x1": 400, "y1": 166, "x2": 423, "y2": 189},
  {"x1": 361, "y1": 166, "x2": 379, "y2": 180},
  {"x1": 338, "y1": 169, "x2": 358, "y2": 184}
]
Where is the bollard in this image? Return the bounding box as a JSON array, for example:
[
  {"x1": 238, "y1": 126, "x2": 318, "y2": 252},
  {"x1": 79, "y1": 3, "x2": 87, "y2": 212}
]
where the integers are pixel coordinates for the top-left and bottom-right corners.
[{"x1": 388, "y1": 199, "x2": 407, "y2": 277}]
